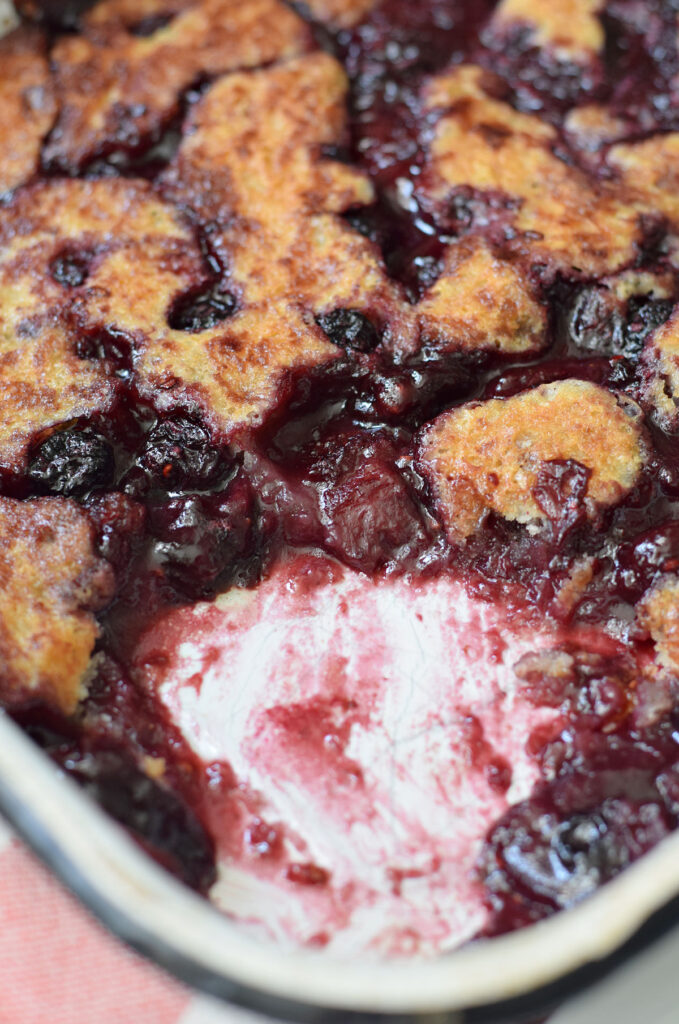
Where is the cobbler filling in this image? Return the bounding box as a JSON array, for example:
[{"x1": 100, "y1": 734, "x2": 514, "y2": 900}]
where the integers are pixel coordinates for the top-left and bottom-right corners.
[{"x1": 3, "y1": 0, "x2": 679, "y2": 948}]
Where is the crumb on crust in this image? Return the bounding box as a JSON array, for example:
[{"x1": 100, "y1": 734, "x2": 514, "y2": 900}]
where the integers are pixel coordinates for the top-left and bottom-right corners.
[
  {"x1": 419, "y1": 65, "x2": 639, "y2": 277},
  {"x1": 638, "y1": 577, "x2": 679, "y2": 674},
  {"x1": 43, "y1": 0, "x2": 311, "y2": 170},
  {"x1": 0, "y1": 496, "x2": 113, "y2": 713},
  {"x1": 416, "y1": 239, "x2": 547, "y2": 353},
  {"x1": 0, "y1": 26, "x2": 55, "y2": 195},
  {"x1": 490, "y1": 0, "x2": 605, "y2": 58},
  {"x1": 418, "y1": 379, "x2": 645, "y2": 541}
]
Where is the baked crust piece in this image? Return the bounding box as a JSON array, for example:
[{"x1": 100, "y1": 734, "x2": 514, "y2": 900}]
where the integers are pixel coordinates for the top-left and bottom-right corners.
[
  {"x1": 416, "y1": 239, "x2": 547, "y2": 354},
  {"x1": 299, "y1": 0, "x2": 378, "y2": 28},
  {"x1": 162, "y1": 53, "x2": 403, "y2": 325},
  {"x1": 43, "y1": 0, "x2": 311, "y2": 171},
  {"x1": 489, "y1": 0, "x2": 605, "y2": 59},
  {"x1": 642, "y1": 306, "x2": 679, "y2": 427},
  {"x1": 0, "y1": 496, "x2": 113, "y2": 713},
  {"x1": 419, "y1": 65, "x2": 640, "y2": 277},
  {"x1": 608, "y1": 134, "x2": 679, "y2": 224},
  {"x1": 638, "y1": 577, "x2": 679, "y2": 674},
  {"x1": 164, "y1": 54, "x2": 546, "y2": 360},
  {"x1": 418, "y1": 380, "x2": 645, "y2": 541},
  {"x1": 0, "y1": 26, "x2": 55, "y2": 195},
  {"x1": 0, "y1": 178, "x2": 193, "y2": 470},
  {"x1": 130, "y1": 53, "x2": 385, "y2": 425},
  {"x1": 0, "y1": 170, "x2": 341, "y2": 444},
  {"x1": 564, "y1": 104, "x2": 628, "y2": 154}
]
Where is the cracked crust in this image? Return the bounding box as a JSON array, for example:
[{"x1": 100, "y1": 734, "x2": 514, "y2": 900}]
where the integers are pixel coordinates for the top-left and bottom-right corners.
[
  {"x1": 416, "y1": 240, "x2": 547, "y2": 353},
  {"x1": 0, "y1": 26, "x2": 55, "y2": 195},
  {"x1": 43, "y1": 0, "x2": 311, "y2": 171},
  {"x1": 638, "y1": 577, "x2": 679, "y2": 675},
  {"x1": 419, "y1": 66, "x2": 640, "y2": 278},
  {"x1": 418, "y1": 379, "x2": 645, "y2": 541},
  {"x1": 0, "y1": 496, "x2": 113, "y2": 713},
  {"x1": 490, "y1": 0, "x2": 605, "y2": 59}
]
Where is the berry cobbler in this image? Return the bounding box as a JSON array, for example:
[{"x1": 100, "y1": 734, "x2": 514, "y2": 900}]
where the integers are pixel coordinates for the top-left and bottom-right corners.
[{"x1": 3, "y1": 0, "x2": 679, "y2": 954}]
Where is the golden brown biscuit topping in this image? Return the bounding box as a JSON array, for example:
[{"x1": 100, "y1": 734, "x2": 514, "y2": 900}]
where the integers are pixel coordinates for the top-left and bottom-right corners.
[
  {"x1": 418, "y1": 380, "x2": 645, "y2": 540},
  {"x1": 0, "y1": 26, "x2": 55, "y2": 195},
  {"x1": 416, "y1": 240, "x2": 547, "y2": 354},
  {"x1": 300, "y1": 0, "x2": 379, "y2": 28},
  {"x1": 643, "y1": 307, "x2": 679, "y2": 427},
  {"x1": 608, "y1": 134, "x2": 679, "y2": 224},
  {"x1": 490, "y1": 0, "x2": 605, "y2": 59},
  {"x1": 638, "y1": 577, "x2": 679, "y2": 674},
  {"x1": 162, "y1": 53, "x2": 399, "y2": 323},
  {"x1": 0, "y1": 178, "x2": 192, "y2": 469},
  {"x1": 43, "y1": 0, "x2": 311, "y2": 170},
  {"x1": 419, "y1": 66, "x2": 641, "y2": 278},
  {"x1": 0, "y1": 496, "x2": 112, "y2": 712}
]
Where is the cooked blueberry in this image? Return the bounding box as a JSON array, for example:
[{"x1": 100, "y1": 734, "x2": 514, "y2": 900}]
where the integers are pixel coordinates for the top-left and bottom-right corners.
[
  {"x1": 50, "y1": 248, "x2": 93, "y2": 288},
  {"x1": 567, "y1": 287, "x2": 673, "y2": 359},
  {"x1": 315, "y1": 308, "x2": 380, "y2": 353},
  {"x1": 28, "y1": 428, "x2": 115, "y2": 497},
  {"x1": 168, "y1": 282, "x2": 238, "y2": 332},
  {"x1": 127, "y1": 416, "x2": 228, "y2": 494}
]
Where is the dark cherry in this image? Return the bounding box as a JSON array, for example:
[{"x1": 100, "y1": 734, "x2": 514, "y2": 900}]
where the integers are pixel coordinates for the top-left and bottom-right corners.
[
  {"x1": 532, "y1": 460, "x2": 591, "y2": 543},
  {"x1": 86, "y1": 492, "x2": 146, "y2": 578},
  {"x1": 148, "y1": 469, "x2": 259, "y2": 597},
  {"x1": 612, "y1": 521, "x2": 679, "y2": 603},
  {"x1": 28, "y1": 427, "x2": 115, "y2": 498},
  {"x1": 168, "y1": 282, "x2": 238, "y2": 332},
  {"x1": 315, "y1": 308, "x2": 380, "y2": 353},
  {"x1": 67, "y1": 749, "x2": 217, "y2": 891},
  {"x1": 479, "y1": 792, "x2": 671, "y2": 933},
  {"x1": 319, "y1": 457, "x2": 434, "y2": 573},
  {"x1": 11, "y1": 693, "x2": 216, "y2": 893},
  {"x1": 124, "y1": 416, "x2": 229, "y2": 496},
  {"x1": 566, "y1": 286, "x2": 673, "y2": 359}
]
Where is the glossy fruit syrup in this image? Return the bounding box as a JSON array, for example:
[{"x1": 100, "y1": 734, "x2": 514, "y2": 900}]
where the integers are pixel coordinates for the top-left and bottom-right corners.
[{"x1": 4, "y1": 0, "x2": 679, "y2": 938}]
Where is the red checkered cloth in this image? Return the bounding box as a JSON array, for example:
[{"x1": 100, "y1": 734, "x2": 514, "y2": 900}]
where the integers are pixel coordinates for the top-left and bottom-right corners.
[{"x1": 0, "y1": 819, "x2": 271, "y2": 1024}]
